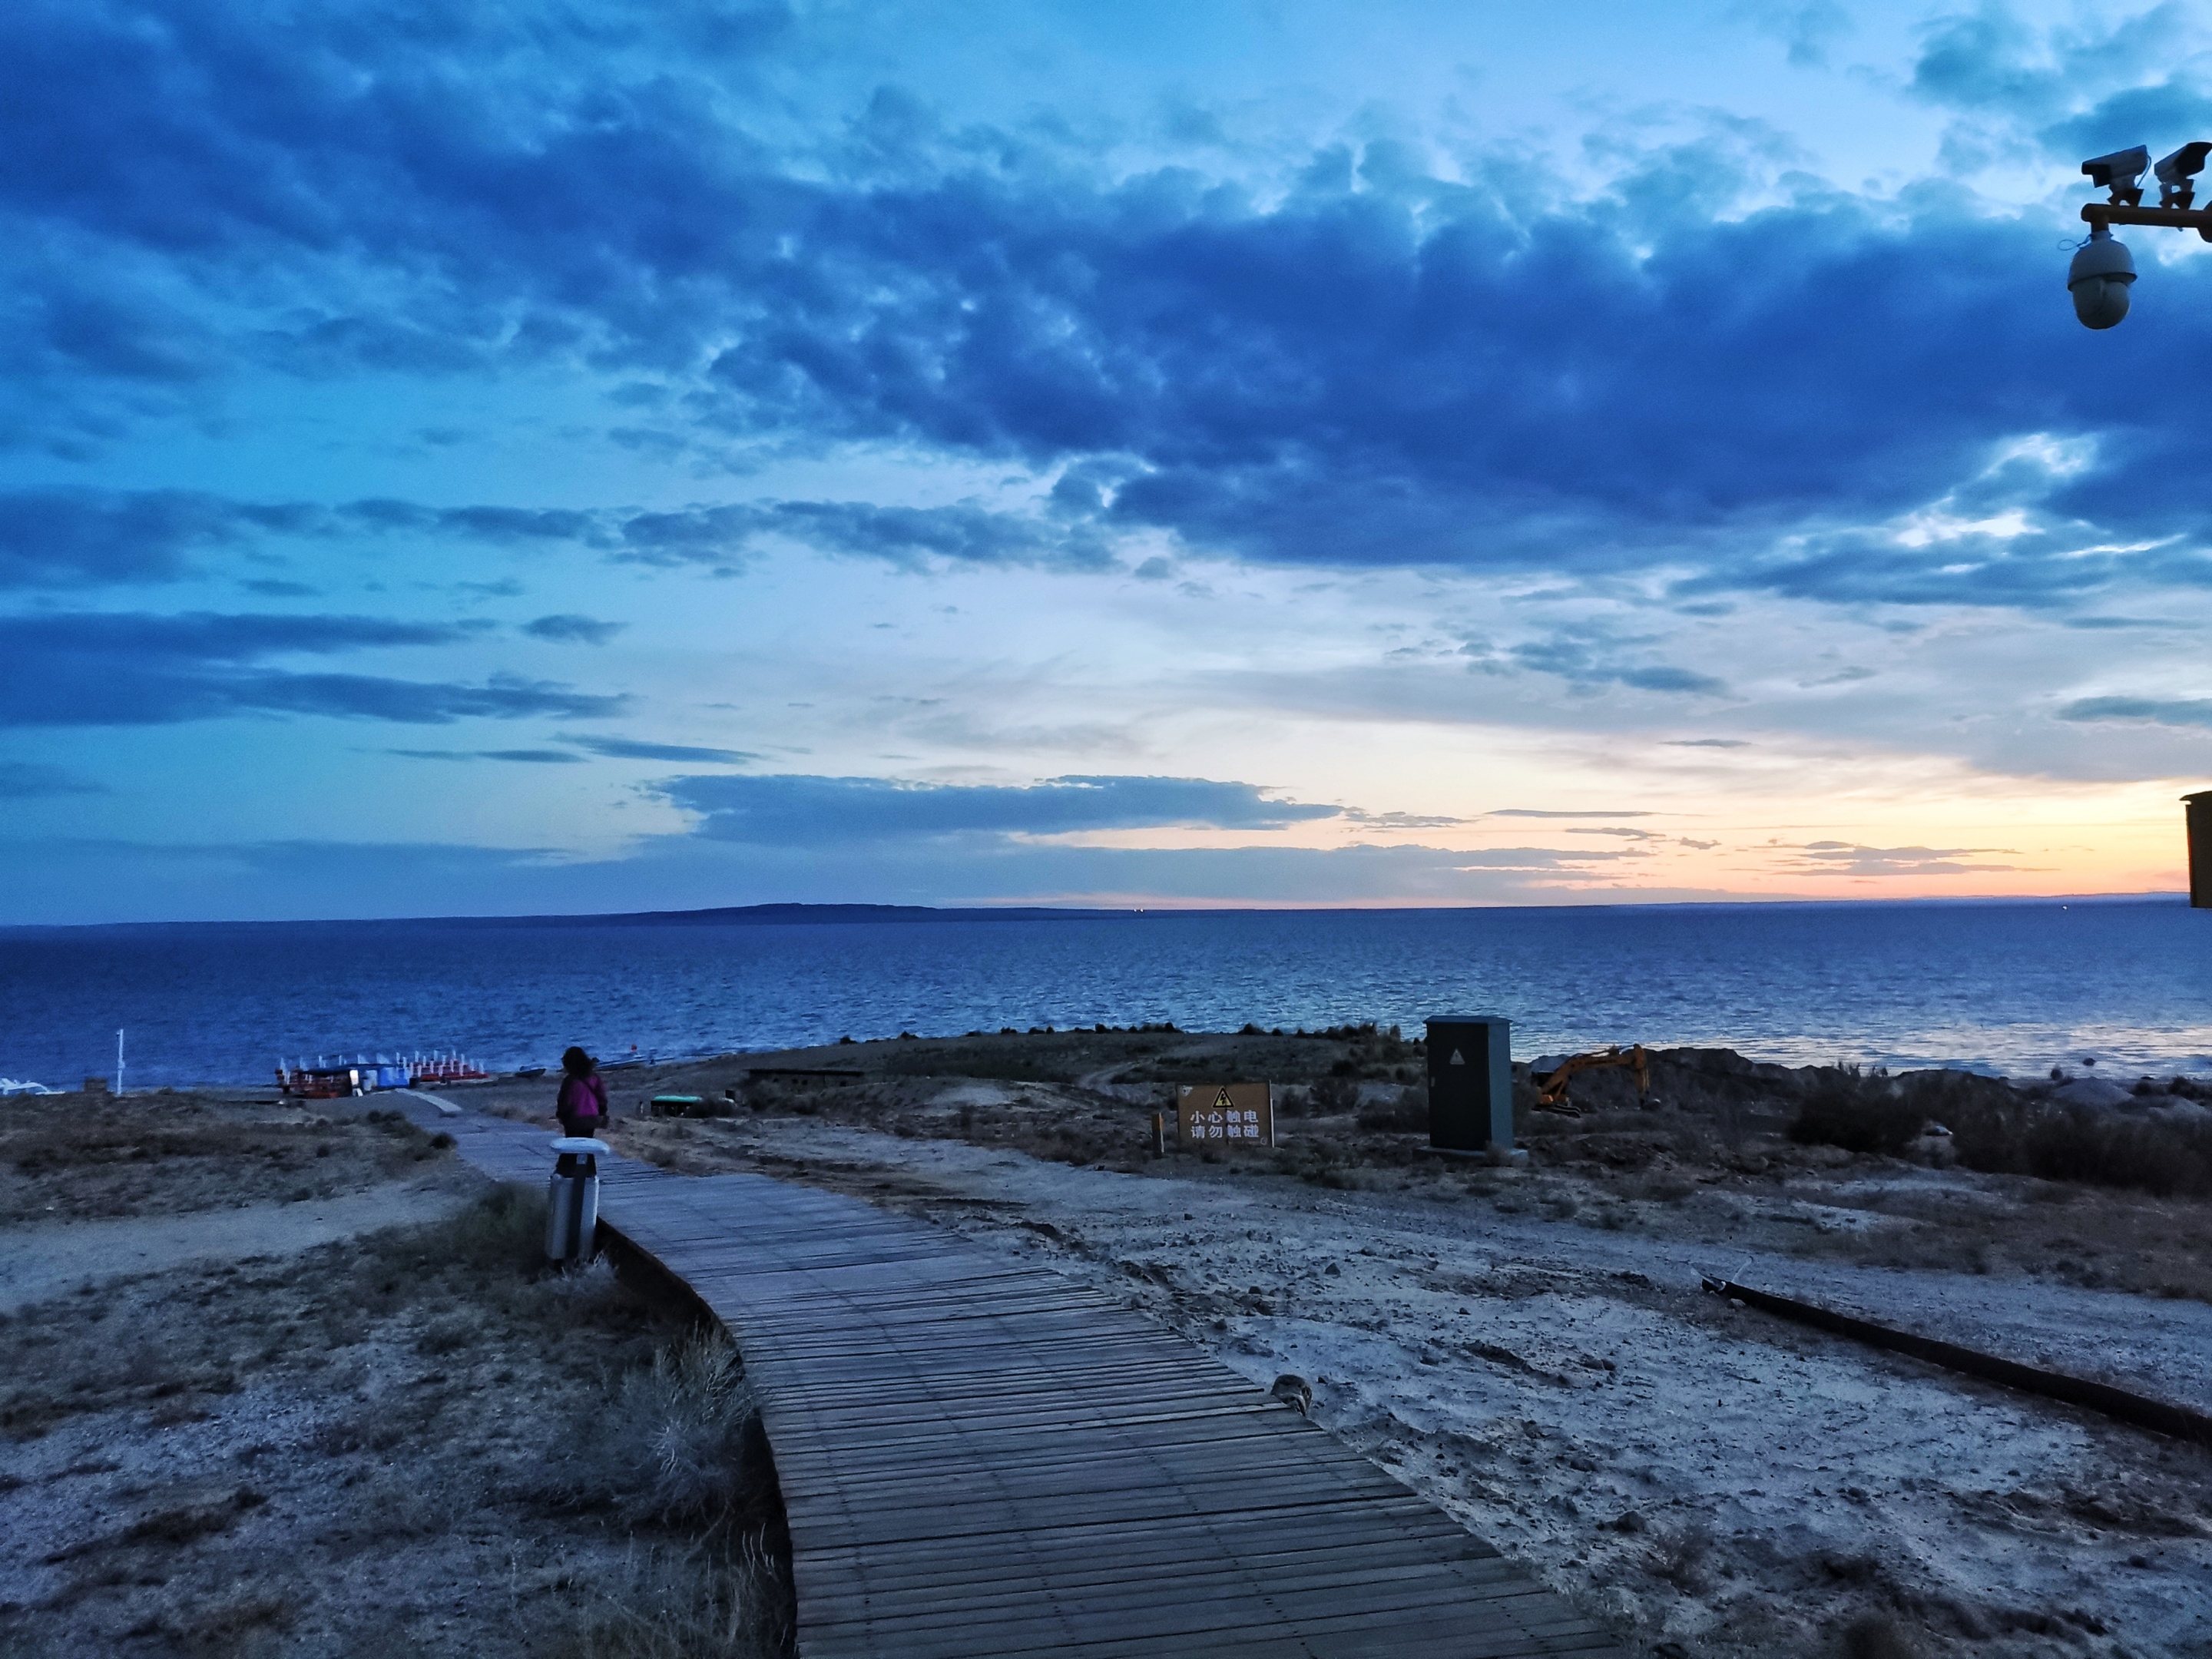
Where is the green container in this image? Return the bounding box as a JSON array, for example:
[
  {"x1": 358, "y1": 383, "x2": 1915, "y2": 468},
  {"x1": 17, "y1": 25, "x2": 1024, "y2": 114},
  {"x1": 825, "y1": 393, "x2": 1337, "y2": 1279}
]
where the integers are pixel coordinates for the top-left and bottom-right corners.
[{"x1": 650, "y1": 1094, "x2": 706, "y2": 1118}]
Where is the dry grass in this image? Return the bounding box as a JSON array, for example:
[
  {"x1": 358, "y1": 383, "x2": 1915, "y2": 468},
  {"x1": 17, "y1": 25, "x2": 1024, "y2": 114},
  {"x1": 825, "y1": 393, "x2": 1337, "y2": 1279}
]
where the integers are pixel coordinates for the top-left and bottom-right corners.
[
  {"x1": 541, "y1": 1535, "x2": 790, "y2": 1659},
  {"x1": 0, "y1": 1091, "x2": 456, "y2": 1226},
  {"x1": 0, "y1": 1185, "x2": 793, "y2": 1658}
]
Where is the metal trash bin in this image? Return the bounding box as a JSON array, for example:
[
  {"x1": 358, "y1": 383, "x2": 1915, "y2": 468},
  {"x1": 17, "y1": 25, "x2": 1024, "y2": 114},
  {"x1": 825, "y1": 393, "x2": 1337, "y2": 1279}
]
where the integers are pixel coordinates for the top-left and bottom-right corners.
[{"x1": 546, "y1": 1135, "x2": 610, "y2": 1262}]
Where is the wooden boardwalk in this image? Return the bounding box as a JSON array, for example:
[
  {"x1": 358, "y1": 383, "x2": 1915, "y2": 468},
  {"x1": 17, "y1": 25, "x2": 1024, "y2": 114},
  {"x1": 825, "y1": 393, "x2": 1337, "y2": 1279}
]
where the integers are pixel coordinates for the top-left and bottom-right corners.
[{"x1": 420, "y1": 1101, "x2": 1621, "y2": 1658}]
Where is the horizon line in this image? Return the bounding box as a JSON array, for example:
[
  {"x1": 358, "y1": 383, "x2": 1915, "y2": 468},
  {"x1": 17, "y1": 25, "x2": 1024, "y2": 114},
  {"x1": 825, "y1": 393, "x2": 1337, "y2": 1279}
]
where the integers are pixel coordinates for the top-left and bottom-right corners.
[{"x1": 1, "y1": 890, "x2": 2187, "y2": 932}]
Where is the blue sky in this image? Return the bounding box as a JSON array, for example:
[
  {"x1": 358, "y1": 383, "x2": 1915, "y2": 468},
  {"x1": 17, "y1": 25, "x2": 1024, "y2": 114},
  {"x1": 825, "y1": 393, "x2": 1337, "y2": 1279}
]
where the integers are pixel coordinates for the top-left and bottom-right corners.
[{"x1": 7, "y1": 0, "x2": 2212, "y2": 922}]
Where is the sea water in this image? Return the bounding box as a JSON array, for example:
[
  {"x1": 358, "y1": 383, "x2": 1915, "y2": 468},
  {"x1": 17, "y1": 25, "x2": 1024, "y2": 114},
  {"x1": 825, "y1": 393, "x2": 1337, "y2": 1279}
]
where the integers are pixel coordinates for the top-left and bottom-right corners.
[{"x1": 2, "y1": 899, "x2": 2208, "y2": 1090}]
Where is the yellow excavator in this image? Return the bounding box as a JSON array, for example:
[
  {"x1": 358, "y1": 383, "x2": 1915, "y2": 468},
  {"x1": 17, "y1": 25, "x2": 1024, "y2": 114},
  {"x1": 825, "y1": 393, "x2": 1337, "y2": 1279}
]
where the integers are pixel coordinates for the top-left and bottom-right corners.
[{"x1": 1534, "y1": 1045, "x2": 1654, "y2": 1116}]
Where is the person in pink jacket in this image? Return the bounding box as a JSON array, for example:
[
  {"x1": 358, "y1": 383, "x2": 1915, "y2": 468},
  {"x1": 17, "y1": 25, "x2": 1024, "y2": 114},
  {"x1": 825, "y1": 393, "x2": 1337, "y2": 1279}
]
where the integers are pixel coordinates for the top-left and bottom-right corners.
[{"x1": 555, "y1": 1046, "x2": 608, "y2": 1138}]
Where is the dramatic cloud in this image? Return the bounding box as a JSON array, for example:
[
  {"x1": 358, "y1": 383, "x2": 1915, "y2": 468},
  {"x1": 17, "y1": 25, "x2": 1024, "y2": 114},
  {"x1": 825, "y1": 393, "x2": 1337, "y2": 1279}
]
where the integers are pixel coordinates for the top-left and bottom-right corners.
[
  {"x1": 2, "y1": 2, "x2": 2204, "y2": 919},
  {"x1": 662, "y1": 773, "x2": 1344, "y2": 845},
  {"x1": 6, "y1": 0, "x2": 2210, "y2": 611},
  {"x1": 5, "y1": 612, "x2": 627, "y2": 727}
]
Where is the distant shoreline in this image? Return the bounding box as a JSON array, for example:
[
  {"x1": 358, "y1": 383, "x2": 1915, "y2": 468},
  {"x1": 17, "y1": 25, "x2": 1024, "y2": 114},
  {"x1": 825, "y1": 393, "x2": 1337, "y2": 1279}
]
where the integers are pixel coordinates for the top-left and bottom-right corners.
[{"x1": 0, "y1": 891, "x2": 2187, "y2": 934}]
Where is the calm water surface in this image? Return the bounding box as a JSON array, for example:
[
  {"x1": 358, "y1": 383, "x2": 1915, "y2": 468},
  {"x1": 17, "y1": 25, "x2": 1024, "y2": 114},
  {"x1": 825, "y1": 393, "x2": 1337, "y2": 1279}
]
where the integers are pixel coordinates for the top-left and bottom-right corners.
[{"x1": 2, "y1": 899, "x2": 2208, "y2": 1089}]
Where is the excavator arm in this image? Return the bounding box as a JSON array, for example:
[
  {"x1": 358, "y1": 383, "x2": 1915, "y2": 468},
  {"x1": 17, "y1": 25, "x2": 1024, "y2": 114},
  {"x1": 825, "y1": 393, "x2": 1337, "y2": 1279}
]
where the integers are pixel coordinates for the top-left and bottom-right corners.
[{"x1": 1534, "y1": 1045, "x2": 1652, "y2": 1115}]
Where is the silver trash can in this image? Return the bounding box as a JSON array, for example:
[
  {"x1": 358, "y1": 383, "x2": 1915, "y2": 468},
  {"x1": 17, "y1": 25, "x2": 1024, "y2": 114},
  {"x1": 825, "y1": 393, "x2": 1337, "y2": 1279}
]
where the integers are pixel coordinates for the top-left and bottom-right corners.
[{"x1": 546, "y1": 1135, "x2": 610, "y2": 1262}]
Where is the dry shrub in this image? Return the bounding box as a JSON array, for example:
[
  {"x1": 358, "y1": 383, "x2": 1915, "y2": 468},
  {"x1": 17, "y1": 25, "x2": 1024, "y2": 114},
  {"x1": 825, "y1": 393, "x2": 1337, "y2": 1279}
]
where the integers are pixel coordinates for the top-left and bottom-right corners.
[
  {"x1": 529, "y1": 1332, "x2": 793, "y2": 1655},
  {"x1": 1789, "y1": 1069, "x2": 1924, "y2": 1156},
  {"x1": 621, "y1": 1333, "x2": 760, "y2": 1528},
  {"x1": 1928, "y1": 1075, "x2": 2212, "y2": 1198},
  {"x1": 537, "y1": 1331, "x2": 771, "y2": 1538},
  {"x1": 1310, "y1": 1075, "x2": 1361, "y2": 1115},
  {"x1": 541, "y1": 1537, "x2": 791, "y2": 1659},
  {"x1": 1355, "y1": 1084, "x2": 1424, "y2": 1131},
  {"x1": 538, "y1": 1253, "x2": 634, "y2": 1320}
]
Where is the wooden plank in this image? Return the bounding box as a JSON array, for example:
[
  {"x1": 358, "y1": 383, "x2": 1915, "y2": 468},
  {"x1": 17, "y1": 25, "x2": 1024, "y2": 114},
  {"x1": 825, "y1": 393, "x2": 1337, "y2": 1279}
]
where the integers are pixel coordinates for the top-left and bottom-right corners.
[{"x1": 434, "y1": 1112, "x2": 1619, "y2": 1659}]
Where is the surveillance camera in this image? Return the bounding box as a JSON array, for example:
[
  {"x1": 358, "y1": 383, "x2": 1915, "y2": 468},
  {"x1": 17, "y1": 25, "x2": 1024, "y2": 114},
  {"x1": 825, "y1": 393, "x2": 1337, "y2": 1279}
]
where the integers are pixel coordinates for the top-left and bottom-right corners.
[
  {"x1": 2082, "y1": 144, "x2": 2150, "y2": 204},
  {"x1": 2155, "y1": 141, "x2": 2212, "y2": 208},
  {"x1": 2068, "y1": 229, "x2": 2136, "y2": 329}
]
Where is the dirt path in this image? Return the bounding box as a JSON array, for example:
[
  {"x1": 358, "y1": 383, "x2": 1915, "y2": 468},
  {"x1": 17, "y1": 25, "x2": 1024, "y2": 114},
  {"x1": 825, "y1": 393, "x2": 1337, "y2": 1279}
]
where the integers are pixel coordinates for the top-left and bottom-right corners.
[{"x1": 2, "y1": 1168, "x2": 482, "y2": 1313}]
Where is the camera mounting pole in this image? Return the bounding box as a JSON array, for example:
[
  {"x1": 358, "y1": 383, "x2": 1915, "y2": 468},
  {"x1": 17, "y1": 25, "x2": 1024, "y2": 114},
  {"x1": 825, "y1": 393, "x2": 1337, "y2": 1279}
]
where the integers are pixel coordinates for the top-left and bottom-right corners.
[{"x1": 2079, "y1": 201, "x2": 2212, "y2": 240}]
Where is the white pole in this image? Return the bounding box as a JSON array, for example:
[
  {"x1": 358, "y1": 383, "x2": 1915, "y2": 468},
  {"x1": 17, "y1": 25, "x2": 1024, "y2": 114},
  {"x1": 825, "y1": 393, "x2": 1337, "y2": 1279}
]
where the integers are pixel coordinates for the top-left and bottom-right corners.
[{"x1": 116, "y1": 1028, "x2": 125, "y2": 1097}]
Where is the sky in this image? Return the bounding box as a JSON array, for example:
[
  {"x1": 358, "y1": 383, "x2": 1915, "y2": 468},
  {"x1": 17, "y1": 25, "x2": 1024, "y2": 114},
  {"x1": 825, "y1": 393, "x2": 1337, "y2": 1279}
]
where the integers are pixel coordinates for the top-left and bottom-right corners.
[{"x1": 7, "y1": 0, "x2": 2212, "y2": 922}]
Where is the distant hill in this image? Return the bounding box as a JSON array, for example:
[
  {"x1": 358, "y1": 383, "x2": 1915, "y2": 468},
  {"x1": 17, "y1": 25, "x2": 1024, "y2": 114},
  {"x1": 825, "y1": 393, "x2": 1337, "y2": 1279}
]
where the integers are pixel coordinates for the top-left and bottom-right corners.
[
  {"x1": 540, "y1": 902, "x2": 1137, "y2": 927},
  {"x1": 2, "y1": 901, "x2": 1144, "y2": 933}
]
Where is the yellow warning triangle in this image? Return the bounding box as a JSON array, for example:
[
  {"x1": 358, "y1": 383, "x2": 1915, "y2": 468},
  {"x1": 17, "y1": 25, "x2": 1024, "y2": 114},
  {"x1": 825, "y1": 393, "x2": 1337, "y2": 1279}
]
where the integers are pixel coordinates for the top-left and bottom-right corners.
[
  {"x1": 1212, "y1": 1087, "x2": 1236, "y2": 1109},
  {"x1": 1449, "y1": 1049, "x2": 1465, "y2": 1065}
]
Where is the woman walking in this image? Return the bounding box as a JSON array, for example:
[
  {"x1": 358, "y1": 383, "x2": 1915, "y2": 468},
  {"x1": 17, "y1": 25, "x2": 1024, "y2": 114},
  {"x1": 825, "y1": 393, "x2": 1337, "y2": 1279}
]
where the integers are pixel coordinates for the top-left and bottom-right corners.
[{"x1": 555, "y1": 1046, "x2": 608, "y2": 1138}]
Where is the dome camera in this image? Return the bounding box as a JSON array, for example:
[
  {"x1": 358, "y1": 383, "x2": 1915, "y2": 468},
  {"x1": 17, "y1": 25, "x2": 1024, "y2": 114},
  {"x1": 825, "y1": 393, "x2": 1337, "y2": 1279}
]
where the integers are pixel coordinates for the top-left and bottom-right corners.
[{"x1": 2068, "y1": 227, "x2": 2136, "y2": 329}]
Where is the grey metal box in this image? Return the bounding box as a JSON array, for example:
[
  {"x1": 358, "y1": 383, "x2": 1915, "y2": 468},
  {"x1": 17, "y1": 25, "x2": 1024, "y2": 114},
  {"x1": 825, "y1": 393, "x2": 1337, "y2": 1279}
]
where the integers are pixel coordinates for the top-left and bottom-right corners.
[{"x1": 1426, "y1": 1015, "x2": 1513, "y2": 1154}]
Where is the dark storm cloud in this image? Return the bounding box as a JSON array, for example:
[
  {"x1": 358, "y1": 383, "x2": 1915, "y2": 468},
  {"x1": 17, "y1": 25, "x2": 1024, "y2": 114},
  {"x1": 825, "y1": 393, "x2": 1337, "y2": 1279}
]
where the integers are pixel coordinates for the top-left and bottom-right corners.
[
  {"x1": 2, "y1": 611, "x2": 627, "y2": 727},
  {"x1": 8, "y1": 1, "x2": 2212, "y2": 608},
  {"x1": 660, "y1": 773, "x2": 1344, "y2": 845}
]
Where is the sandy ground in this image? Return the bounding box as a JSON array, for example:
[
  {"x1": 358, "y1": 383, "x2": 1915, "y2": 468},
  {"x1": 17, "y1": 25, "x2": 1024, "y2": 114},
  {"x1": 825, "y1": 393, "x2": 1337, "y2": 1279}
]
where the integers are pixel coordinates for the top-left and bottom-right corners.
[
  {"x1": 618, "y1": 1099, "x2": 2212, "y2": 1659},
  {"x1": 0, "y1": 1088, "x2": 467, "y2": 1227},
  {"x1": 2, "y1": 1173, "x2": 481, "y2": 1313},
  {"x1": 0, "y1": 1095, "x2": 790, "y2": 1659}
]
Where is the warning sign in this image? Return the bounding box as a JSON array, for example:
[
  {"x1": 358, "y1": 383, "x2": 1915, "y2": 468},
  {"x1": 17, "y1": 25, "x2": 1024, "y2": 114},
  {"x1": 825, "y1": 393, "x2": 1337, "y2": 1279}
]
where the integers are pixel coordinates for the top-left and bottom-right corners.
[{"x1": 1176, "y1": 1081, "x2": 1275, "y2": 1150}]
